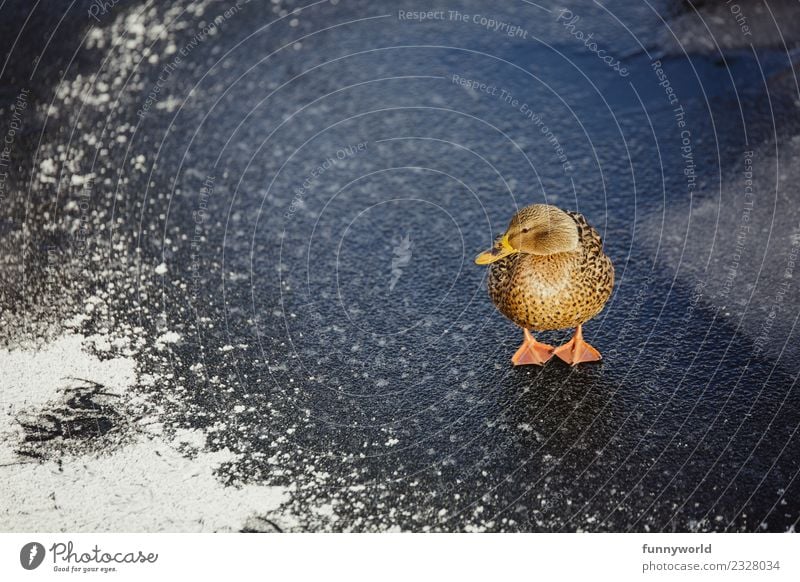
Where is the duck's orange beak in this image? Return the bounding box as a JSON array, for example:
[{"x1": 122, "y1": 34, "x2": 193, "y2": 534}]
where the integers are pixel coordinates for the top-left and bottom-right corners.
[{"x1": 475, "y1": 233, "x2": 518, "y2": 265}]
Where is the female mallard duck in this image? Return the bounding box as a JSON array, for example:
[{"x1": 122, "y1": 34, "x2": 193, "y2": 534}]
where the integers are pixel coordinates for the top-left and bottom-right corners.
[{"x1": 475, "y1": 204, "x2": 614, "y2": 366}]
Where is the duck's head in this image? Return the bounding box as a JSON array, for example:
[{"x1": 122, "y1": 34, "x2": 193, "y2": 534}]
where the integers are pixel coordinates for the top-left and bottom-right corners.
[{"x1": 475, "y1": 204, "x2": 579, "y2": 265}]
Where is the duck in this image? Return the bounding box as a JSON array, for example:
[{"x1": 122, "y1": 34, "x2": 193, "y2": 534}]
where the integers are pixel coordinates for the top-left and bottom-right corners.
[{"x1": 475, "y1": 204, "x2": 614, "y2": 366}]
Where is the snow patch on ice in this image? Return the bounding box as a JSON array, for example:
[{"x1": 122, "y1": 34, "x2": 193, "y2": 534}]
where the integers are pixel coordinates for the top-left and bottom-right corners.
[
  {"x1": 0, "y1": 332, "x2": 291, "y2": 532},
  {"x1": 0, "y1": 333, "x2": 136, "y2": 462},
  {"x1": 1, "y1": 437, "x2": 289, "y2": 532}
]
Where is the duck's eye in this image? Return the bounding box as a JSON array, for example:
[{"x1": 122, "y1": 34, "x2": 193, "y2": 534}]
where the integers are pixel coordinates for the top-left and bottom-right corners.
[{"x1": 521, "y1": 228, "x2": 530, "y2": 233}]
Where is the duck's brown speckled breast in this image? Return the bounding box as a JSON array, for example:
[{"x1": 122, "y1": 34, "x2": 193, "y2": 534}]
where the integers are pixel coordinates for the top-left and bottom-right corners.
[{"x1": 487, "y1": 212, "x2": 614, "y2": 331}]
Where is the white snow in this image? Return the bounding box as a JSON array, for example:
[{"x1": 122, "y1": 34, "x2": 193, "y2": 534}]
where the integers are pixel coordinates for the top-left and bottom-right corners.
[
  {"x1": 70, "y1": 173, "x2": 92, "y2": 186},
  {"x1": 0, "y1": 334, "x2": 136, "y2": 463},
  {"x1": 1, "y1": 437, "x2": 289, "y2": 532},
  {"x1": 39, "y1": 158, "x2": 57, "y2": 175},
  {"x1": 0, "y1": 333, "x2": 291, "y2": 532},
  {"x1": 155, "y1": 331, "x2": 181, "y2": 349}
]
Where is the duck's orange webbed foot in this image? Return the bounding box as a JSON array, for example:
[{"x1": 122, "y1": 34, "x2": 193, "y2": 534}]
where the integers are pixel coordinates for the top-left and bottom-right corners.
[
  {"x1": 553, "y1": 324, "x2": 602, "y2": 366},
  {"x1": 511, "y1": 328, "x2": 554, "y2": 366}
]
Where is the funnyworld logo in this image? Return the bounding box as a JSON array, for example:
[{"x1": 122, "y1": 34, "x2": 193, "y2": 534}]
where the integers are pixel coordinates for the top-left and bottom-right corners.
[{"x1": 19, "y1": 542, "x2": 46, "y2": 570}]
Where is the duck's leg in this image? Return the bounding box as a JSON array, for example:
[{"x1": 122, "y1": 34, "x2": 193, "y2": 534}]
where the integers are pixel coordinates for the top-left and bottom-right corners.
[
  {"x1": 553, "y1": 324, "x2": 602, "y2": 365},
  {"x1": 511, "y1": 328, "x2": 554, "y2": 366}
]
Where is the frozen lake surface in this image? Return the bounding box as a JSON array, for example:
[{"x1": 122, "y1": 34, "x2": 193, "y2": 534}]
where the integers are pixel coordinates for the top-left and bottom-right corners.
[{"x1": 1, "y1": 0, "x2": 799, "y2": 532}]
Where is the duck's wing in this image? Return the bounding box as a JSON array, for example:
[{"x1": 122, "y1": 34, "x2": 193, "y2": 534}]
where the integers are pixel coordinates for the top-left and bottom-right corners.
[
  {"x1": 565, "y1": 210, "x2": 614, "y2": 292},
  {"x1": 565, "y1": 210, "x2": 605, "y2": 253}
]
